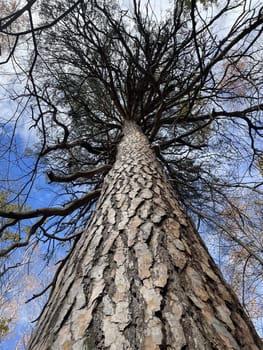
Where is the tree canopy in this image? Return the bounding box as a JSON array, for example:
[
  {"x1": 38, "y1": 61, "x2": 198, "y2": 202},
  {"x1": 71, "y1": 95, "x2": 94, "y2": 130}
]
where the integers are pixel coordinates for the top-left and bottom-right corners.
[{"x1": 0, "y1": 0, "x2": 262, "y2": 340}]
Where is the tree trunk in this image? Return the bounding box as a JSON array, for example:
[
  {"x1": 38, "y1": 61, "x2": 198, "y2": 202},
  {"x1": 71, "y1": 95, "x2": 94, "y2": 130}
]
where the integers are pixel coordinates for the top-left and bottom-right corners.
[{"x1": 28, "y1": 121, "x2": 262, "y2": 350}]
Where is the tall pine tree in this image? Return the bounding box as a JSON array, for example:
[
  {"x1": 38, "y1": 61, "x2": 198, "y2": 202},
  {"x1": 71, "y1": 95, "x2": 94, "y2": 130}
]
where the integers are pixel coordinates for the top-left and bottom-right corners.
[{"x1": 0, "y1": 0, "x2": 262, "y2": 348}]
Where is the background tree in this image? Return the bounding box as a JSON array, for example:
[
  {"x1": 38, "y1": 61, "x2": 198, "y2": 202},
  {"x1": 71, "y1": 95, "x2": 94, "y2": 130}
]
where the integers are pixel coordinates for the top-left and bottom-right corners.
[
  {"x1": 0, "y1": 191, "x2": 52, "y2": 347},
  {"x1": 0, "y1": 0, "x2": 262, "y2": 348}
]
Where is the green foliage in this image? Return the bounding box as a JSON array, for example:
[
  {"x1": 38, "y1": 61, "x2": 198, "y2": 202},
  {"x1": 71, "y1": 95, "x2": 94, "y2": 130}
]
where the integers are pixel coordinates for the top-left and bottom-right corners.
[
  {"x1": 0, "y1": 192, "x2": 30, "y2": 244},
  {"x1": 0, "y1": 317, "x2": 11, "y2": 338}
]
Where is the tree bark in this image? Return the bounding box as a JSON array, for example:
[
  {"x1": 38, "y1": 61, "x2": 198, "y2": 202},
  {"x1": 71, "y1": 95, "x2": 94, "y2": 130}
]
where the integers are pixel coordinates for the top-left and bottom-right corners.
[{"x1": 28, "y1": 120, "x2": 262, "y2": 350}]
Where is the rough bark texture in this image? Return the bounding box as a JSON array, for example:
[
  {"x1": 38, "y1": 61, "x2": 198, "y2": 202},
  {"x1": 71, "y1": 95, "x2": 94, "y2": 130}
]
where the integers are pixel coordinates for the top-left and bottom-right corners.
[{"x1": 28, "y1": 121, "x2": 262, "y2": 350}]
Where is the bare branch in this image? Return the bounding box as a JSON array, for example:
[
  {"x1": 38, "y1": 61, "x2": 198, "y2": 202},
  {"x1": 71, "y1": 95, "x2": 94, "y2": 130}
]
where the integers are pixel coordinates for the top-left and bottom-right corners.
[
  {"x1": 0, "y1": 190, "x2": 101, "y2": 220},
  {"x1": 47, "y1": 165, "x2": 111, "y2": 183}
]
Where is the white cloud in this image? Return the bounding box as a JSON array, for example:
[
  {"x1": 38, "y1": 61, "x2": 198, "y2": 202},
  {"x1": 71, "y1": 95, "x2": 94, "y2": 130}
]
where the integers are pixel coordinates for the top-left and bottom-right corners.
[{"x1": 0, "y1": 50, "x2": 38, "y2": 149}]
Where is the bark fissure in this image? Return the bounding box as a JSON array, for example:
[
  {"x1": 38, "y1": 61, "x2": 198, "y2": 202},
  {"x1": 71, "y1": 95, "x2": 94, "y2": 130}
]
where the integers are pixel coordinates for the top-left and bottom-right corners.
[{"x1": 28, "y1": 120, "x2": 262, "y2": 350}]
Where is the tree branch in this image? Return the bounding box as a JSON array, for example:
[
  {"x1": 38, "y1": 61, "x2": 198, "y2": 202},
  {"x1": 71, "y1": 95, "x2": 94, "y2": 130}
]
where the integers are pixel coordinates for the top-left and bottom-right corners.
[
  {"x1": 0, "y1": 190, "x2": 101, "y2": 220},
  {"x1": 47, "y1": 165, "x2": 111, "y2": 183}
]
